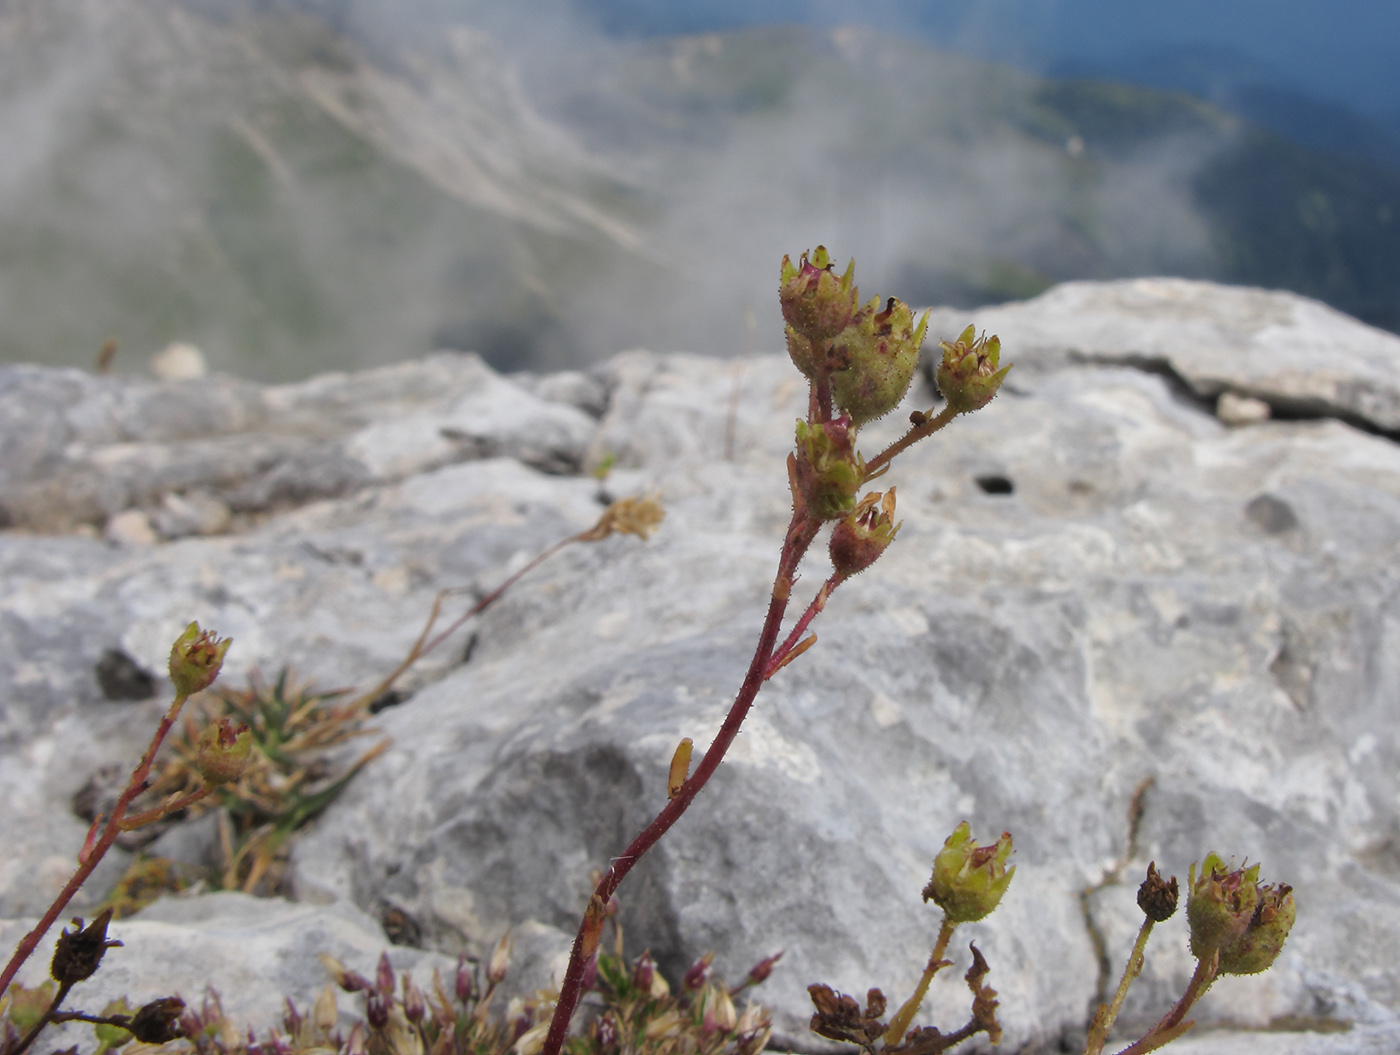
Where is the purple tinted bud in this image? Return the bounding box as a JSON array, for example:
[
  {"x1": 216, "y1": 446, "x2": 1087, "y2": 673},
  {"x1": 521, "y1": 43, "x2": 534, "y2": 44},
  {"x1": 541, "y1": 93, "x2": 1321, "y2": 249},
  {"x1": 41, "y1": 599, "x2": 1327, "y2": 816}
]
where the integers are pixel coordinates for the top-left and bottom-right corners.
[
  {"x1": 454, "y1": 954, "x2": 473, "y2": 1004},
  {"x1": 282, "y1": 999, "x2": 302, "y2": 1037},
  {"x1": 376, "y1": 952, "x2": 395, "y2": 996},
  {"x1": 747, "y1": 951, "x2": 784, "y2": 986},
  {"x1": 403, "y1": 976, "x2": 425, "y2": 1023},
  {"x1": 597, "y1": 1014, "x2": 619, "y2": 1052},
  {"x1": 366, "y1": 994, "x2": 389, "y2": 1031},
  {"x1": 631, "y1": 952, "x2": 655, "y2": 993},
  {"x1": 581, "y1": 952, "x2": 599, "y2": 992},
  {"x1": 682, "y1": 953, "x2": 714, "y2": 991}
]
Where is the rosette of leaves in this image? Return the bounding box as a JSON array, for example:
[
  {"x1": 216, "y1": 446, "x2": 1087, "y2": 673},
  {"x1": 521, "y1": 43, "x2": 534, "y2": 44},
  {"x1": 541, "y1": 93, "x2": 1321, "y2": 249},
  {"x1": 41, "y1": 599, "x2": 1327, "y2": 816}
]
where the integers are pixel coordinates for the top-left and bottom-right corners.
[{"x1": 147, "y1": 669, "x2": 387, "y2": 894}]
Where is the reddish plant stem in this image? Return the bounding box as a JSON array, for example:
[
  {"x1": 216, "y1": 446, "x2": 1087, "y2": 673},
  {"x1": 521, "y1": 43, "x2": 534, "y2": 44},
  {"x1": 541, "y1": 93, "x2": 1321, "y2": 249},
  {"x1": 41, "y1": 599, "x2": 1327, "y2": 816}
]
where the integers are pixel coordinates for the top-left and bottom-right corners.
[
  {"x1": 0, "y1": 693, "x2": 190, "y2": 996},
  {"x1": 863, "y1": 404, "x2": 959, "y2": 480},
  {"x1": 1112, "y1": 954, "x2": 1217, "y2": 1055},
  {"x1": 539, "y1": 514, "x2": 820, "y2": 1055},
  {"x1": 764, "y1": 573, "x2": 843, "y2": 680},
  {"x1": 119, "y1": 785, "x2": 212, "y2": 830}
]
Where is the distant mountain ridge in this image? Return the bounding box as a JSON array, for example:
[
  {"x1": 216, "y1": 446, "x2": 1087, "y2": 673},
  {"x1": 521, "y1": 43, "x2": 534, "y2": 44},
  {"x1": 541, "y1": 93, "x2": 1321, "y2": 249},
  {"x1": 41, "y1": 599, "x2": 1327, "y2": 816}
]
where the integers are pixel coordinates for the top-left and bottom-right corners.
[{"x1": 0, "y1": 4, "x2": 1395, "y2": 379}]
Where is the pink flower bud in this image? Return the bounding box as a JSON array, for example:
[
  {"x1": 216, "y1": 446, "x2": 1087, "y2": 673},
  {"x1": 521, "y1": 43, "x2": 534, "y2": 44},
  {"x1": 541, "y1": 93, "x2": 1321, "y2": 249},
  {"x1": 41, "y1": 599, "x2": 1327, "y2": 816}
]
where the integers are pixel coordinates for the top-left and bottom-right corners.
[
  {"x1": 454, "y1": 953, "x2": 473, "y2": 1004},
  {"x1": 682, "y1": 952, "x2": 714, "y2": 991},
  {"x1": 746, "y1": 951, "x2": 783, "y2": 987},
  {"x1": 376, "y1": 952, "x2": 395, "y2": 997}
]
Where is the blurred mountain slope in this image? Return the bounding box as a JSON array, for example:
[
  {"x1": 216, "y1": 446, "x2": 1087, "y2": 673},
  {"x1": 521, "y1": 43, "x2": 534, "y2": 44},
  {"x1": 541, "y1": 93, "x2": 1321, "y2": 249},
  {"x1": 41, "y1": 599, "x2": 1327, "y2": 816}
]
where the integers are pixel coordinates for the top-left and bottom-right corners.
[{"x1": 0, "y1": 7, "x2": 1395, "y2": 378}]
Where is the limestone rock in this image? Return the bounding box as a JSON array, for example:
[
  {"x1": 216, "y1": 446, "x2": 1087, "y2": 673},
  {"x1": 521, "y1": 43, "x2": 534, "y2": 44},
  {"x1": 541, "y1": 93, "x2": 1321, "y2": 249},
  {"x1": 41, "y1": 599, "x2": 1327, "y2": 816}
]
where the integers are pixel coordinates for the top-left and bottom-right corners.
[
  {"x1": 922, "y1": 277, "x2": 1400, "y2": 432},
  {"x1": 2, "y1": 281, "x2": 1400, "y2": 1054}
]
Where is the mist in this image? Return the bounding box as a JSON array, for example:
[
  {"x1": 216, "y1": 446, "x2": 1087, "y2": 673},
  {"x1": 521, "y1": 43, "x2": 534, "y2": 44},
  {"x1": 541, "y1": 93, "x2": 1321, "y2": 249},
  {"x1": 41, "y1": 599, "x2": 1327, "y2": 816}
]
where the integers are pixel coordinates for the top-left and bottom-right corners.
[{"x1": 0, "y1": 0, "x2": 1388, "y2": 380}]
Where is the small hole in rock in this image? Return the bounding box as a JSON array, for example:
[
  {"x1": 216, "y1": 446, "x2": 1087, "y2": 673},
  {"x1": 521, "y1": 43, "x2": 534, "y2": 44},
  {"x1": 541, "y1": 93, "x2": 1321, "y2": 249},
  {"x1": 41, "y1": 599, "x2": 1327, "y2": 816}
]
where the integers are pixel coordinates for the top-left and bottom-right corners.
[
  {"x1": 1246, "y1": 494, "x2": 1298, "y2": 534},
  {"x1": 975, "y1": 475, "x2": 1014, "y2": 496}
]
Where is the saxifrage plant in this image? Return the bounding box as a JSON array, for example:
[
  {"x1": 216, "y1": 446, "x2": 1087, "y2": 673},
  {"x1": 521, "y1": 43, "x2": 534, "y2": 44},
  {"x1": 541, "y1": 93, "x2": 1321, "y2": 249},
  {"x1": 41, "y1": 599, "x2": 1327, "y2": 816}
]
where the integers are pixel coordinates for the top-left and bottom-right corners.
[{"x1": 0, "y1": 248, "x2": 1293, "y2": 1055}]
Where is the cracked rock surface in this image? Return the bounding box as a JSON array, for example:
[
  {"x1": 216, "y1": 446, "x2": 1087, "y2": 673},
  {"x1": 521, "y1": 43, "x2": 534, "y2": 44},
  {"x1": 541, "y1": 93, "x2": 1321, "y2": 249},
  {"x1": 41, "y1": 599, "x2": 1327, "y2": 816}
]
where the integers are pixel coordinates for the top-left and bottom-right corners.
[{"x1": 2, "y1": 281, "x2": 1400, "y2": 1053}]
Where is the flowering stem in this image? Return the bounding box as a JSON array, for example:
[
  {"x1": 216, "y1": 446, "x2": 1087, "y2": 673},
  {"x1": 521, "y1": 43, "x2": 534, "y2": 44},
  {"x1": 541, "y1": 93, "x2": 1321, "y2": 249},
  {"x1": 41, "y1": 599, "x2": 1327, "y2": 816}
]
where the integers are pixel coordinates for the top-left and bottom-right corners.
[
  {"x1": 1112, "y1": 953, "x2": 1217, "y2": 1055},
  {"x1": 9, "y1": 979, "x2": 75, "y2": 1055},
  {"x1": 863, "y1": 404, "x2": 959, "y2": 480},
  {"x1": 119, "y1": 785, "x2": 213, "y2": 831},
  {"x1": 0, "y1": 693, "x2": 190, "y2": 997},
  {"x1": 764, "y1": 573, "x2": 843, "y2": 680},
  {"x1": 1085, "y1": 918, "x2": 1156, "y2": 1055},
  {"x1": 538, "y1": 512, "x2": 820, "y2": 1055},
  {"x1": 883, "y1": 916, "x2": 958, "y2": 1045}
]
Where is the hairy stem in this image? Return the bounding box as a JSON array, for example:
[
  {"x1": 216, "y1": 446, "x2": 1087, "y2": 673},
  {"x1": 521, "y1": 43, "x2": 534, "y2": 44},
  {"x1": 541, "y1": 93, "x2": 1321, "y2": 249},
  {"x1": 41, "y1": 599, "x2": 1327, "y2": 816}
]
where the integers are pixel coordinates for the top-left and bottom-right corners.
[
  {"x1": 1085, "y1": 918, "x2": 1155, "y2": 1055},
  {"x1": 1112, "y1": 953, "x2": 1217, "y2": 1055},
  {"x1": 8, "y1": 980, "x2": 74, "y2": 1055},
  {"x1": 119, "y1": 786, "x2": 212, "y2": 831},
  {"x1": 539, "y1": 513, "x2": 820, "y2": 1055},
  {"x1": 764, "y1": 573, "x2": 842, "y2": 680},
  {"x1": 0, "y1": 693, "x2": 189, "y2": 998},
  {"x1": 883, "y1": 916, "x2": 958, "y2": 1045},
  {"x1": 863, "y1": 404, "x2": 959, "y2": 480}
]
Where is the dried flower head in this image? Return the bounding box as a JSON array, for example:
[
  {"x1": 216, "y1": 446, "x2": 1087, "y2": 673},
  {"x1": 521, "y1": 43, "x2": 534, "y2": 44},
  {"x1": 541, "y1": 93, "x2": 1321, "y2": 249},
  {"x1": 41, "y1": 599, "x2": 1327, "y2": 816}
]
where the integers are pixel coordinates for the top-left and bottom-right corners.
[
  {"x1": 51, "y1": 908, "x2": 121, "y2": 986},
  {"x1": 582, "y1": 495, "x2": 665, "y2": 542},
  {"x1": 1137, "y1": 862, "x2": 1180, "y2": 922},
  {"x1": 127, "y1": 997, "x2": 187, "y2": 1045}
]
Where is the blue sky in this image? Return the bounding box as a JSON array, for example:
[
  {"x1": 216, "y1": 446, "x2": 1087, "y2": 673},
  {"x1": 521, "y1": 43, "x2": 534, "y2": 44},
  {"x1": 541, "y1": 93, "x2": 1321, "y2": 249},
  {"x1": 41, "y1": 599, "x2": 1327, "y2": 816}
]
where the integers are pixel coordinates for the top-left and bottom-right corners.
[{"x1": 570, "y1": 0, "x2": 1400, "y2": 121}]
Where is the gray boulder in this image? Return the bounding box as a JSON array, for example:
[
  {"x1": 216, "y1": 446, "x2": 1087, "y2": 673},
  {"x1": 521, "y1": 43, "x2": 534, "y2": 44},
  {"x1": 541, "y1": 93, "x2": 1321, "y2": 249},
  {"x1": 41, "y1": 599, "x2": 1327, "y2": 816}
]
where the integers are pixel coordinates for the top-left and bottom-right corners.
[{"x1": 1, "y1": 280, "x2": 1400, "y2": 1054}]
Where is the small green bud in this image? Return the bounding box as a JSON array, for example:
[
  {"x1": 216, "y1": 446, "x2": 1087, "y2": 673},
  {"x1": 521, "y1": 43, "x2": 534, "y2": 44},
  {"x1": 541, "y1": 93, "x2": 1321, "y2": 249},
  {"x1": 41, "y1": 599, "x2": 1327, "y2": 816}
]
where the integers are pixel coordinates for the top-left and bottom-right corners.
[
  {"x1": 922, "y1": 822, "x2": 1015, "y2": 923},
  {"x1": 794, "y1": 417, "x2": 862, "y2": 521},
  {"x1": 935, "y1": 325, "x2": 1012, "y2": 414},
  {"x1": 780, "y1": 247, "x2": 859, "y2": 343},
  {"x1": 195, "y1": 718, "x2": 253, "y2": 785},
  {"x1": 829, "y1": 488, "x2": 900, "y2": 578},
  {"x1": 168, "y1": 622, "x2": 231, "y2": 697},
  {"x1": 1218, "y1": 881, "x2": 1295, "y2": 975},
  {"x1": 1187, "y1": 853, "x2": 1260, "y2": 959},
  {"x1": 830, "y1": 298, "x2": 928, "y2": 427}
]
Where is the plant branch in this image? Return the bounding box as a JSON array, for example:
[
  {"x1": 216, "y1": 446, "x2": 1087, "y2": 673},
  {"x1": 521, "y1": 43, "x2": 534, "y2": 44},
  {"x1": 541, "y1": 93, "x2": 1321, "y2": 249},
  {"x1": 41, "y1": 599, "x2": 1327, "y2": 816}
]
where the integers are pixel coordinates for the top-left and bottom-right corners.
[
  {"x1": 883, "y1": 916, "x2": 958, "y2": 1045},
  {"x1": 863, "y1": 404, "x2": 959, "y2": 481},
  {"x1": 1112, "y1": 953, "x2": 1217, "y2": 1055},
  {"x1": 0, "y1": 694, "x2": 190, "y2": 997},
  {"x1": 1085, "y1": 917, "x2": 1155, "y2": 1055},
  {"x1": 538, "y1": 511, "x2": 820, "y2": 1055},
  {"x1": 764, "y1": 573, "x2": 842, "y2": 680},
  {"x1": 119, "y1": 786, "x2": 212, "y2": 831}
]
